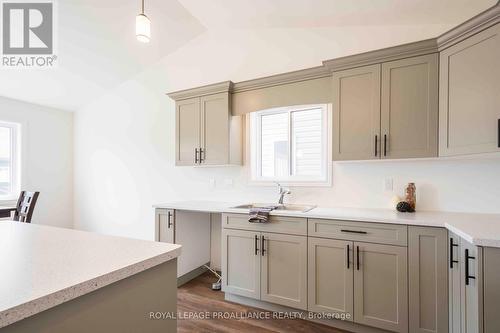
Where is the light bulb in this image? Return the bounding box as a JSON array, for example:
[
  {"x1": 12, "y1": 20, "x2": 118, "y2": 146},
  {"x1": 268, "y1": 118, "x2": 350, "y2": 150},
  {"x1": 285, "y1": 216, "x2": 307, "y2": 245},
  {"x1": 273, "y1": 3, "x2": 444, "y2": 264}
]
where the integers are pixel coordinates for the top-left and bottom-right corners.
[{"x1": 136, "y1": 14, "x2": 151, "y2": 43}]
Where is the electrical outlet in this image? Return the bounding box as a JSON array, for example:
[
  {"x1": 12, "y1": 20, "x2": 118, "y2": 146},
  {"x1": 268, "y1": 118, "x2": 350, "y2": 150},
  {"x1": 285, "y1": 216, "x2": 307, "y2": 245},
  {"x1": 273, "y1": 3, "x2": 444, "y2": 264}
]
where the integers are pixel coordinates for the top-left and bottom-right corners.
[
  {"x1": 384, "y1": 178, "x2": 393, "y2": 191},
  {"x1": 209, "y1": 178, "x2": 216, "y2": 188}
]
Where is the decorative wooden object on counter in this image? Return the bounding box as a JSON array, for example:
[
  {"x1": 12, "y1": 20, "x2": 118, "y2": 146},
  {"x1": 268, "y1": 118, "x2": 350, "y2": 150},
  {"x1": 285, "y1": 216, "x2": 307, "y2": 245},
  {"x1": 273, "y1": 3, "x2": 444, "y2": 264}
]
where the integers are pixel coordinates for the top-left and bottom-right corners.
[{"x1": 405, "y1": 183, "x2": 416, "y2": 211}]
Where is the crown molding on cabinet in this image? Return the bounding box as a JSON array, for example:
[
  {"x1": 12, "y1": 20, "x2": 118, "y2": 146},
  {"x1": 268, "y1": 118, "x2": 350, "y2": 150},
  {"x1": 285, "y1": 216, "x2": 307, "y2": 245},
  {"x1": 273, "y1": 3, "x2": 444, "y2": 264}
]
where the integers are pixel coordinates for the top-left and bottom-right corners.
[
  {"x1": 323, "y1": 38, "x2": 438, "y2": 72},
  {"x1": 166, "y1": 3, "x2": 498, "y2": 101},
  {"x1": 231, "y1": 66, "x2": 331, "y2": 93},
  {"x1": 168, "y1": 81, "x2": 233, "y2": 101},
  {"x1": 437, "y1": 3, "x2": 500, "y2": 51}
]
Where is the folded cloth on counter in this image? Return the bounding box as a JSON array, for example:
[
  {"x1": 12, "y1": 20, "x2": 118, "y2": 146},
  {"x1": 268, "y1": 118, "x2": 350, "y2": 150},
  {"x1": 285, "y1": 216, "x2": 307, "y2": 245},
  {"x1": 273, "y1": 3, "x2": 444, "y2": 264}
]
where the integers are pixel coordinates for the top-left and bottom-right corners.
[{"x1": 248, "y1": 206, "x2": 278, "y2": 223}]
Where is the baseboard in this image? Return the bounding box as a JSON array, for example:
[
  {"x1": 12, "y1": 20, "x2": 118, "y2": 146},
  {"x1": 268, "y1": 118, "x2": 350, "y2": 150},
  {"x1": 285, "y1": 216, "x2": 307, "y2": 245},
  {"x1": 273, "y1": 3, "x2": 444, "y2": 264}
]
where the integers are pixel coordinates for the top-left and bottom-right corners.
[
  {"x1": 225, "y1": 293, "x2": 392, "y2": 333},
  {"x1": 177, "y1": 263, "x2": 210, "y2": 287}
]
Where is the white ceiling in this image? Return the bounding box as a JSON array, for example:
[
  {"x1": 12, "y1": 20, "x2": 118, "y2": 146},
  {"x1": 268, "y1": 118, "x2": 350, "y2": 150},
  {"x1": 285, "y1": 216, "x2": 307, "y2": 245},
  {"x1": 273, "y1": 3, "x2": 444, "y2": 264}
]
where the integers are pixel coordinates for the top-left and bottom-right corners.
[
  {"x1": 178, "y1": 0, "x2": 496, "y2": 28},
  {"x1": 0, "y1": 0, "x2": 496, "y2": 112}
]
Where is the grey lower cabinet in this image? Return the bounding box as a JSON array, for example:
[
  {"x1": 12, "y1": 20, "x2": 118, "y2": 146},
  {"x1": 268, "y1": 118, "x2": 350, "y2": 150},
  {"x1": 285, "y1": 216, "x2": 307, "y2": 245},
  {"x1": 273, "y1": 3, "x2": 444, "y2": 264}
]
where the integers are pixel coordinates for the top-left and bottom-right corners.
[
  {"x1": 449, "y1": 231, "x2": 483, "y2": 333},
  {"x1": 221, "y1": 228, "x2": 308, "y2": 310},
  {"x1": 156, "y1": 208, "x2": 175, "y2": 243},
  {"x1": 333, "y1": 53, "x2": 438, "y2": 161},
  {"x1": 308, "y1": 237, "x2": 408, "y2": 333},
  {"x1": 353, "y1": 242, "x2": 408, "y2": 333},
  {"x1": 408, "y1": 227, "x2": 448, "y2": 333},
  {"x1": 439, "y1": 23, "x2": 500, "y2": 156},
  {"x1": 308, "y1": 237, "x2": 353, "y2": 319}
]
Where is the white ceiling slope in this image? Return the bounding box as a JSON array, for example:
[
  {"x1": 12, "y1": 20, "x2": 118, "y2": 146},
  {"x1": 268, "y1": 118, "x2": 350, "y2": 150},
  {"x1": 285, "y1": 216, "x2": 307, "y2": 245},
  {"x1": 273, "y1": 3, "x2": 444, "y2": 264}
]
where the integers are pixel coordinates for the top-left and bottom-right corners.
[
  {"x1": 0, "y1": 0, "x2": 205, "y2": 111},
  {"x1": 0, "y1": 0, "x2": 496, "y2": 112},
  {"x1": 178, "y1": 0, "x2": 496, "y2": 28}
]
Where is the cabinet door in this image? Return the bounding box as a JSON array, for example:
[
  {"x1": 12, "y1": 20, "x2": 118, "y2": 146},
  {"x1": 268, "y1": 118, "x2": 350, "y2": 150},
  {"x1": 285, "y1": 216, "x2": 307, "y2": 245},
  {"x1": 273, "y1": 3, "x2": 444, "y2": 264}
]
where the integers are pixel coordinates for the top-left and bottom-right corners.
[
  {"x1": 439, "y1": 23, "x2": 500, "y2": 156},
  {"x1": 381, "y1": 54, "x2": 438, "y2": 159},
  {"x1": 408, "y1": 227, "x2": 448, "y2": 333},
  {"x1": 460, "y1": 240, "x2": 483, "y2": 333},
  {"x1": 449, "y1": 232, "x2": 462, "y2": 333},
  {"x1": 354, "y1": 242, "x2": 408, "y2": 333},
  {"x1": 200, "y1": 93, "x2": 230, "y2": 165},
  {"x1": 261, "y1": 233, "x2": 307, "y2": 310},
  {"x1": 333, "y1": 64, "x2": 381, "y2": 161},
  {"x1": 176, "y1": 97, "x2": 200, "y2": 165},
  {"x1": 308, "y1": 237, "x2": 353, "y2": 320},
  {"x1": 221, "y1": 229, "x2": 260, "y2": 299},
  {"x1": 157, "y1": 209, "x2": 175, "y2": 244}
]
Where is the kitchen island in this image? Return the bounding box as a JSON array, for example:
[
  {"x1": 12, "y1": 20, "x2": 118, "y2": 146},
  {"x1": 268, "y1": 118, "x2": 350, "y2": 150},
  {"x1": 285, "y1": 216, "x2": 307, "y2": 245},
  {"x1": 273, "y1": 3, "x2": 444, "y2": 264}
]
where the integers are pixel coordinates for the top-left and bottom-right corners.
[{"x1": 0, "y1": 221, "x2": 181, "y2": 333}]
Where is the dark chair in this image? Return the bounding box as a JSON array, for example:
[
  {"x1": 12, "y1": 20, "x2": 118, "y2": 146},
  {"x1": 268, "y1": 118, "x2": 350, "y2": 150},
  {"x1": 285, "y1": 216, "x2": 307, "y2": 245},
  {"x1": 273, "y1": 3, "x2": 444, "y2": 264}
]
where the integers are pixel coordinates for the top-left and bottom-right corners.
[{"x1": 13, "y1": 191, "x2": 40, "y2": 223}]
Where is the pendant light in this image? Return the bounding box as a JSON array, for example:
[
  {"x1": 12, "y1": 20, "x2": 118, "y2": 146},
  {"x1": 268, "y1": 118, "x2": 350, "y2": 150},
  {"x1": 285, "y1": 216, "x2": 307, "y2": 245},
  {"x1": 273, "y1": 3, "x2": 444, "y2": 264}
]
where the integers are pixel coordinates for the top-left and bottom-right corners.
[{"x1": 136, "y1": 0, "x2": 151, "y2": 43}]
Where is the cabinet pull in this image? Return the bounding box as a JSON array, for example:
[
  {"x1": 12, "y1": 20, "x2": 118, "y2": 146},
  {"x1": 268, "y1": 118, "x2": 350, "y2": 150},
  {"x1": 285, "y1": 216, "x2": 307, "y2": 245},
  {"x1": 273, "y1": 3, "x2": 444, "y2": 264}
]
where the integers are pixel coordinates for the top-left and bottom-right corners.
[
  {"x1": 465, "y1": 249, "x2": 476, "y2": 286},
  {"x1": 199, "y1": 148, "x2": 205, "y2": 162},
  {"x1": 356, "y1": 246, "x2": 360, "y2": 270},
  {"x1": 497, "y1": 119, "x2": 500, "y2": 148},
  {"x1": 449, "y1": 238, "x2": 458, "y2": 268},
  {"x1": 384, "y1": 134, "x2": 387, "y2": 156},
  {"x1": 374, "y1": 135, "x2": 378, "y2": 157},
  {"x1": 194, "y1": 148, "x2": 199, "y2": 164},
  {"x1": 346, "y1": 244, "x2": 350, "y2": 269},
  {"x1": 341, "y1": 229, "x2": 367, "y2": 234},
  {"x1": 254, "y1": 235, "x2": 259, "y2": 255},
  {"x1": 261, "y1": 236, "x2": 266, "y2": 256},
  {"x1": 167, "y1": 211, "x2": 173, "y2": 229}
]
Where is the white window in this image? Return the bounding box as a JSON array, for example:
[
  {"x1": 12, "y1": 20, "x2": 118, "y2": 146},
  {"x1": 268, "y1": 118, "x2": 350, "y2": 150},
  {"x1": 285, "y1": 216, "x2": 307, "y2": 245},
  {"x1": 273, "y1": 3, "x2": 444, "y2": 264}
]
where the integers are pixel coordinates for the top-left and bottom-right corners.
[
  {"x1": 0, "y1": 121, "x2": 21, "y2": 200},
  {"x1": 250, "y1": 105, "x2": 331, "y2": 185}
]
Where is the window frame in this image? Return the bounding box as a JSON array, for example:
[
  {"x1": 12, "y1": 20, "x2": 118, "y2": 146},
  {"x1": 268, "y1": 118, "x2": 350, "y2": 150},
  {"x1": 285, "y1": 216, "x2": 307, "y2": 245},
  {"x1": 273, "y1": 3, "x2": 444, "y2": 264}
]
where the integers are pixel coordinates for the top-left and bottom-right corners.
[
  {"x1": 248, "y1": 104, "x2": 332, "y2": 187},
  {"x1": 0, "y1": 121, "x2": 21, "y2": 202}
]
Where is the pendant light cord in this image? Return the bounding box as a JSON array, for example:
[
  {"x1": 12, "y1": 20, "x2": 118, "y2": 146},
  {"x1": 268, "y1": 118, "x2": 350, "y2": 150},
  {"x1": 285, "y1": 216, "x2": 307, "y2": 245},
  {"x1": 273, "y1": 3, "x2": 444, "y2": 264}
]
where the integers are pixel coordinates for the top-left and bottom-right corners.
[{"x1": 141, "y1": 0, "x2": 145, "y2": 14}]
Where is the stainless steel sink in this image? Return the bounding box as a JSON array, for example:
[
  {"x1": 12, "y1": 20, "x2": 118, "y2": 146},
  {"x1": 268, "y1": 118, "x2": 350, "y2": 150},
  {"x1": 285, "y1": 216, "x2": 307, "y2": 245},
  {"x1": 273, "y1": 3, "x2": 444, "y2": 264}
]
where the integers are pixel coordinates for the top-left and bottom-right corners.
[{"x1": 231, "y1": 203, "x2": 316, "y2": 213}]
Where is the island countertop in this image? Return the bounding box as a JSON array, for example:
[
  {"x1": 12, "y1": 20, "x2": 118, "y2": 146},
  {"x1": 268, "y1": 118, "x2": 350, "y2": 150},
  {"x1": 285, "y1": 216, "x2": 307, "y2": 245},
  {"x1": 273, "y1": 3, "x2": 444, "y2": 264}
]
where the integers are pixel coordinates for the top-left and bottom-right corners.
[
  {"x1": 0, "y1": 221, "x2": 181, "y2": 329},
  {"x1": 153, "y1": 200, "x2": 500, "y2": 248}
]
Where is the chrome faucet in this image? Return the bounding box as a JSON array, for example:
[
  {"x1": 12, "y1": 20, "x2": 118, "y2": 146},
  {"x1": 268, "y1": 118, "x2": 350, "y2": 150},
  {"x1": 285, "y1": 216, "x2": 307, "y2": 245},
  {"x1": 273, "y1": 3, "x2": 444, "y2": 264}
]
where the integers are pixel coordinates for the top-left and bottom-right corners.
[{"x1": 276, "y1": 182, "x2": 291, "y2": 205}]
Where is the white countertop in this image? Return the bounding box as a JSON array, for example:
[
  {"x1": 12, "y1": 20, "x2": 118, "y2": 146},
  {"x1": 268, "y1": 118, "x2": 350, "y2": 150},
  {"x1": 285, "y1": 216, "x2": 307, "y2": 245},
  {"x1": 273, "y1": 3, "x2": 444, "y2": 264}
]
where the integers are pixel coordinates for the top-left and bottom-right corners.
[
  {"x1": 0, "y1": 222, "x2": 181, "y2": 329},
  {"x1": 154, "y1": 201, "x2": 500, "y2": 248}
]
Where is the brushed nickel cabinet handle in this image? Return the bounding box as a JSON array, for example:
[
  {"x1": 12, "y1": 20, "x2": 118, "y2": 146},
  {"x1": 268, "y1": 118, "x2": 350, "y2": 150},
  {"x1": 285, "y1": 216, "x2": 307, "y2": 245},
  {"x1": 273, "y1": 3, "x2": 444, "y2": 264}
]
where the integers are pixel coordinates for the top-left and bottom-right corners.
[
  {"x1": 167, "y1": 211, "x2": 173, "y2": 229},
  {"x1": 254, "y1": 235, "x2": 259, "y2": 255},
  {"x1": 194, "y1": 148, "x2": 199, "y2": 164},
  {"x1": 261, "y1": 236, "x2": 266, "y2": 256}
]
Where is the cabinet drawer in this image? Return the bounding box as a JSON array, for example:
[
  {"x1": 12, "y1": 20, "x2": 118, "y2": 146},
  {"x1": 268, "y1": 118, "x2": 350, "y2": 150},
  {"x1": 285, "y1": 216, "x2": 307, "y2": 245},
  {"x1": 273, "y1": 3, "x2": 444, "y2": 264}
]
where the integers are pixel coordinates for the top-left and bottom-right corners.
[
  {"x1": 308, "y1": 219, "x2": 407, "y2": 246},
  {"x1": 222, "y1": 213, "x2": 307, "y2": 236}
]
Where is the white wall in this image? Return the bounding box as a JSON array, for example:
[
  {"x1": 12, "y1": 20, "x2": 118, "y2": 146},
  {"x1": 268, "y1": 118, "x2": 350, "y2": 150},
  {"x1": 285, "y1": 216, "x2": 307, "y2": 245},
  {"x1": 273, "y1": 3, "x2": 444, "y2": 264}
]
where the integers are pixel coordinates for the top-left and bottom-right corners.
[
  {"x1": 74, "y1": 25, "x2": 500, "y2": 241},
  {"x1": 0, "y1": 96, "x2": 73, "y2": 228}
]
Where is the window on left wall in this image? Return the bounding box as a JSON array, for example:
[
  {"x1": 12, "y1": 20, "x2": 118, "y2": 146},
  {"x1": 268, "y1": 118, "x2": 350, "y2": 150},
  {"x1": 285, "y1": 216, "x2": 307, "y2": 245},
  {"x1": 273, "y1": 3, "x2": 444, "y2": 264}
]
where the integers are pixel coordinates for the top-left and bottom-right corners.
[{"x1": 0, "y1": 121, "x2": 21, "y2": 201}]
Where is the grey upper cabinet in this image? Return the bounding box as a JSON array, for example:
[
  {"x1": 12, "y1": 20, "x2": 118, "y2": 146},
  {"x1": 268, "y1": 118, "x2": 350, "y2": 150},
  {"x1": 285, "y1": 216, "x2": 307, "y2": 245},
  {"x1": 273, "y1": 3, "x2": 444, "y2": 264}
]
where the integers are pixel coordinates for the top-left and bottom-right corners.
[
  {"x1": 353, "y1": 242, "x2": 408, "y2": 333},
  {"x1": 333, "y1": 64, "x2": 381, "y2": 161},
  {"x1": 176, "y1": 98, "x2": 200, "y2": 166},
  {"x1": 381, "y1": 54, "x2": 438, "y2": 159},
  {"x1": 408, "y1": 226, "x2": 448, "y2": 333},
  {"x1": 333, "y1": 54, "x2": 438, "y2": 161},
  {"x1": 308, "y1": 237, "x2": 353, "y2": 318},
  {"x1": 170, "y1": 82, "x2": 242, "y2": 166},
  {"x1": 439, "y1": 23, "x2": 500, "y2": 156},
  {"x1": 200, "y1": 93, "x2": 231, "y2": 165}
]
